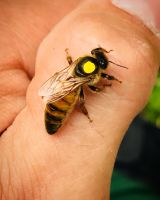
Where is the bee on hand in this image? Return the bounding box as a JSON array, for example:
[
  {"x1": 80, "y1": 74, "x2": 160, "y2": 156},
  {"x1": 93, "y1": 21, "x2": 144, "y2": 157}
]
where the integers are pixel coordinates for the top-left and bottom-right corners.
[{"x1": 39, "y1": 47, "x2": 127, "y2": 134}]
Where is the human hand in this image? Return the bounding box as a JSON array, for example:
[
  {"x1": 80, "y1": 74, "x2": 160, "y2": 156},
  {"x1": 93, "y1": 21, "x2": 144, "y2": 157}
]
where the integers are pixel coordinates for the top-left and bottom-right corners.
[{"x1": 0, "y1": 0, "x2": 159, "y2": 199}]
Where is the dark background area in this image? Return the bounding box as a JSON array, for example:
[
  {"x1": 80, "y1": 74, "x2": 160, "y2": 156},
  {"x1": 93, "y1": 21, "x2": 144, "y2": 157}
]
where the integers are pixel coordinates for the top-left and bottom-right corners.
[
  {"x1": 111, "y1": 116, "x2": 160, "y2": 199},
  {"x1": 111, "y1": 74, "x2": 160, "y2": 200}
]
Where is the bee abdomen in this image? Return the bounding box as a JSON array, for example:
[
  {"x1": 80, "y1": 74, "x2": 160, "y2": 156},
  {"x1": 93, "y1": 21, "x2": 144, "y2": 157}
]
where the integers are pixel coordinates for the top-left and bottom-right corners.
[
  {"x1": 45, "y1": 103, "x2": 67, "y2": 134},
  {"x1": 45, "y1": 90, "x2": 79, "y2": 134}
]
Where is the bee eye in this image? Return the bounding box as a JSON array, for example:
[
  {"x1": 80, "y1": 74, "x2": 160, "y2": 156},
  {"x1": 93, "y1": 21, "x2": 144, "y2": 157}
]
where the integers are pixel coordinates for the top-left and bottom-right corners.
[
  {"x1": 75, "y1": 57, "x2": 99, "y2": 77},
  {"x1": 98, "y1": 59, "x2": 108, "y2": 69}
]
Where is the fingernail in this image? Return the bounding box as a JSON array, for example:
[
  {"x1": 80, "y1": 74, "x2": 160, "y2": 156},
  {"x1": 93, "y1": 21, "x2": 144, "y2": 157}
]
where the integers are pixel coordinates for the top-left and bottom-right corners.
[{"x1": 112, "y1": 0, "x2": 160, "y2": 37}]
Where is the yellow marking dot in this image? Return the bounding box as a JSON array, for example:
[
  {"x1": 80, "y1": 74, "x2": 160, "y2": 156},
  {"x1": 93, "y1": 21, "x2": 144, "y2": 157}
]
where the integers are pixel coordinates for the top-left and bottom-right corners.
[{"x1": 83, "y1": 61, "x2": 96, "y2": 74}]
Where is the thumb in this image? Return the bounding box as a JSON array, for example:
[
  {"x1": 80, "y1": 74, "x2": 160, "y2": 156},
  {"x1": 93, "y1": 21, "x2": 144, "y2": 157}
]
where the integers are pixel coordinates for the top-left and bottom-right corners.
[
  {"x1": 2, "y1": 0, "x2": 160, "y2": 199},
  {"x1": 30, "y1": 0, "x2": 159, "y2": 138}
]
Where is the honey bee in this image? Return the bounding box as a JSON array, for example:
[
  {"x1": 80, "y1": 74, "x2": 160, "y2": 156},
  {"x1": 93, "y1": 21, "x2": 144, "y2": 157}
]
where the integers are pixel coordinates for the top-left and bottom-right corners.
[{"x1": 39, "y1": 47, "x2": 127, "y2": 134}]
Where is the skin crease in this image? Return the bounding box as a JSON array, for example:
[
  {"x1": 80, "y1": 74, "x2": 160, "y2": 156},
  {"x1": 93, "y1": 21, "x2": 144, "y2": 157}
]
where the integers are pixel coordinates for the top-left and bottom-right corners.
[{"x1": 0, "y1": 0, "x2": 160, "y2": 199}]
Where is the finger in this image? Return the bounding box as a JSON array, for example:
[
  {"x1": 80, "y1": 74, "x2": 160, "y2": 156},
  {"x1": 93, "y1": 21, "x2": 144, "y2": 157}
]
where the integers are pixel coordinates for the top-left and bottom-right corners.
[
  {"x1": 1, "y1": 0, "x2": 160, "y2": 199},
  {"x1": 0, "y1": 0, "x2": 81, "y2": 134},
  {"x1": 0, "y1": 67, "x2": 29, "y2": 134}
]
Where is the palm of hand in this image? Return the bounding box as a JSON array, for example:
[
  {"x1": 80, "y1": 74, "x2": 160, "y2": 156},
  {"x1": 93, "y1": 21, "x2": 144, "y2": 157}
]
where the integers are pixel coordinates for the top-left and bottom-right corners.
[{"x1": 0, "y1": 0, "x2": 159, "y2": 199}]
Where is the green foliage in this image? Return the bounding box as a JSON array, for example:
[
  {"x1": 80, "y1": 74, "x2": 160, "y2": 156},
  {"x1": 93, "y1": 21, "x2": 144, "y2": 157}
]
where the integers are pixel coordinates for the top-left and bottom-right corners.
[
  {"x1": 142, "y1": 73, "x2": 160, "y2": 128},
  {"x1": 111, "y1": 170, "x2": 160, "y2": 200}
]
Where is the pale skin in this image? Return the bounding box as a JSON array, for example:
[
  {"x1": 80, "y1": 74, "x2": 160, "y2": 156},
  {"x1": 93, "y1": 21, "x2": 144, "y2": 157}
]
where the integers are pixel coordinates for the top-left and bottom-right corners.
[{"x1": 0, "y1": 0, "x2": 160, "y2": 199}]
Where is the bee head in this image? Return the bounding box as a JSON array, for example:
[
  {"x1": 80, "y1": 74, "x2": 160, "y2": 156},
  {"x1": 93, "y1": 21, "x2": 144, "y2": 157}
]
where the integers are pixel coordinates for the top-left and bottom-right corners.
[{"x1": 91, "y1": 48, "x2": 108, "y2": 70}]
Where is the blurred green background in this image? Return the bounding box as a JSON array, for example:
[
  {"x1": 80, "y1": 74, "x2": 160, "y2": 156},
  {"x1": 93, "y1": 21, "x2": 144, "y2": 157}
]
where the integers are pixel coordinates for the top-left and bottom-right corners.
[
  {"x1": 111, "y1": 170, "x2": 160, "y2": 200},
  {"x1": 142, "y1": 73, "x2": 160, "y2": 128}
]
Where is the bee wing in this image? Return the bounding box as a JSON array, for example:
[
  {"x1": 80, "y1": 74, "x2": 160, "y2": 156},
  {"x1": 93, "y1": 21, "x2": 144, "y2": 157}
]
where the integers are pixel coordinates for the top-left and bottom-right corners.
[
  {"x1": 38, "y1": 65, "x2": 72, "y2": 97},
  {"x1": 38, "y1": 61, "x2": 90, "y2": 103}
]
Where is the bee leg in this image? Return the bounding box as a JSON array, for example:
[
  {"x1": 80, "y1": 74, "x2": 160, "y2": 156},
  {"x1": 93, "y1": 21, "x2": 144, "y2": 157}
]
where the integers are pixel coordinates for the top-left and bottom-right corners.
[
  {"x1": 65, "y1": 48, "x2": 73, "y2": 65},
  {"x1": 88, "y1": 84, "x2": 112, "y2": 93},
  {"x1": 101, "y1": 73, "x2": 122, "y2": 83},
  {"x1": 88, "y1": 85, "x2": 102, "y2": 92},
  {"x1": 79, "y1": 87, "x2": 93, "y2": 122}
]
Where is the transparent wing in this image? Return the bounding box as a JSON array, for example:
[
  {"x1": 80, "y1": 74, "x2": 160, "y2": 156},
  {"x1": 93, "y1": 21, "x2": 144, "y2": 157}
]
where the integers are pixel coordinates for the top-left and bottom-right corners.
[{"x1": 38, "y1": 61, "x2": 90, "y2": 103}]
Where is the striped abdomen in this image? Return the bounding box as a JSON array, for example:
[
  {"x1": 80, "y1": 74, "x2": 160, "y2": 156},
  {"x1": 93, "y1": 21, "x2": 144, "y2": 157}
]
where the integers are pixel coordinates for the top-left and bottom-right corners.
[{"x1": 45, "y1": 89, "x2": 80, "y2": 134}]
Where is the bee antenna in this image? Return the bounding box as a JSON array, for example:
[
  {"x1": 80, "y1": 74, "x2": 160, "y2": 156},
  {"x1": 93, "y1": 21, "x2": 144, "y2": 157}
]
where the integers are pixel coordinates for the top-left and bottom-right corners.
[{"x1": 108, "y1": 60, "x2": 128, "y2": 69}]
